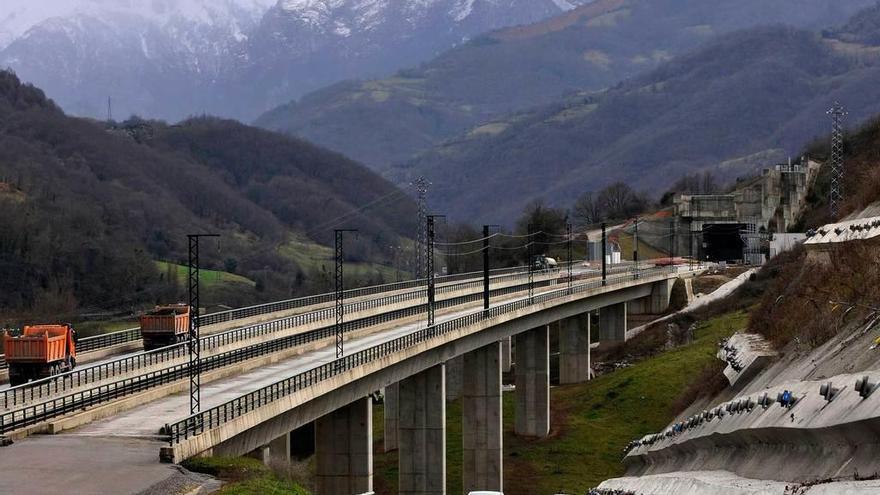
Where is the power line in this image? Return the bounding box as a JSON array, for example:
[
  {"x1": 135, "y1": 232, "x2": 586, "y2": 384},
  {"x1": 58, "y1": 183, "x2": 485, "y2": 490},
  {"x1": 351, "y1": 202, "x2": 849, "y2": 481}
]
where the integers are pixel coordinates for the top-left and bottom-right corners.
[
  {"x1": 305, "y1": 188, "x2": 407, "y2": 236},
  {"x1": 496, "y1": 231, "x2": 544, "y2": 238},
  {"x1": 437, "y1": 246, "x2": 489, "y2": 257},
  {"x1": 434, "y1": 233, "x2": 499, "y2": 246}
]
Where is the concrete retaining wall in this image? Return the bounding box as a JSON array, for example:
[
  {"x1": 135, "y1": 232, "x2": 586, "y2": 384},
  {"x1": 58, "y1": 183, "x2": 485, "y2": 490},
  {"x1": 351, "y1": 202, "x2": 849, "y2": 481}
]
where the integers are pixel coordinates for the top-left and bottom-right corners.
[{"x1": 626, "y1": 369, "x2": 880, "y2": 483}]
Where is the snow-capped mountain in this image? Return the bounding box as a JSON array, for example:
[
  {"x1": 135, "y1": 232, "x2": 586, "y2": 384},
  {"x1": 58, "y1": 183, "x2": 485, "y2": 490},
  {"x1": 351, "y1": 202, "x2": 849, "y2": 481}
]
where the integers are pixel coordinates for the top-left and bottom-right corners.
[{"x1": 0, "y1": 0, "x2": 587, "y2": 121}]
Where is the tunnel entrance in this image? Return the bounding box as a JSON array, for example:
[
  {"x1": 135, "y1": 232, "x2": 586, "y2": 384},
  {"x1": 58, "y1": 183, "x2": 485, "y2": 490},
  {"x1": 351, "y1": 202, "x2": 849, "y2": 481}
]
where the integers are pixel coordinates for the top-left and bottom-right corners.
[{"x1": 702, "y1": 224, "x2": 745, "y2": 262}]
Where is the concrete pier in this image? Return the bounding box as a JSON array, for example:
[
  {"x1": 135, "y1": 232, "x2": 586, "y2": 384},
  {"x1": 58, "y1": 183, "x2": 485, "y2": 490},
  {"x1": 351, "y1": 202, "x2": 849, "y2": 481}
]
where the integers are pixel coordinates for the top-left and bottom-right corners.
[
  {"x1": 399, "y1": 365, "x2": 446, "y2": 495},
  {"x1": 245, "y1": 444, "x2": 269, "y2": 464},
  {"x1": 384, "y1": 383, "x2": 399, "y2": 452},
  {"x1": 268, "y1": 432, "x2": 290, "y2": 466},
  {"x1": 462, "y1": 342, "x2": 503, "y2": 493},
  {"x1": 446, "y1": 356, "x2": 463, "y2": 401},
  {"x1": 559, "y1": 314, "x2": 591, "y2": 384},
  {"x1": 599, "y1": 302, "x2": 628, "y2": 342},
  {"x1": 315, "y1": 398, "x2": 373, "y2": 495},
  {"x1": 515, "y1": 326, "x2": 550, "y2": 437},
  {"x1": 501, "y1": 337, "x2": 512, "y2": 372}
]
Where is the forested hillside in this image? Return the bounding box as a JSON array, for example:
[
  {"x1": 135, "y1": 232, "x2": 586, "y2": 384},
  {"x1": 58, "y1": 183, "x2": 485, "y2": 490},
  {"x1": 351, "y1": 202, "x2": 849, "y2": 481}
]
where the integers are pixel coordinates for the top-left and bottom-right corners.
[
  {"x1": 0, "y1": 72, "x2": 415, "y2": 318},
  {"x1": 256, "y1": 0, "x2": 872, "y2": 169},
  {"x1": 391, "y1": 15, "x2": 880, "y2": 223}
]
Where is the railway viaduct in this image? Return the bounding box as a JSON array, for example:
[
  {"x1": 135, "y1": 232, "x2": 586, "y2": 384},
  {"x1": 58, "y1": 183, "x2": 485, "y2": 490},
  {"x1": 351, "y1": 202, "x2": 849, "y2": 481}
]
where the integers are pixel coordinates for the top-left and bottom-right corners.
[{"x1": 156, "y1": 267, "x2": 694, "y2": 495}]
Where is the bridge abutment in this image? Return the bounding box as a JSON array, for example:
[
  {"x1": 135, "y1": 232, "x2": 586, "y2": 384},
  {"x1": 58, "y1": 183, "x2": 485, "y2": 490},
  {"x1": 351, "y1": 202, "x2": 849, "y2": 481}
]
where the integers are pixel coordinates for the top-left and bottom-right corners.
[
  {"x1": 315, "y1": 397, "x2": 373, "y2": 495},
  {"x1": 599, "y1": 302, "x2": 628, "y2": 342},
  {"x1": 515, "y1": 325, "x2": 550, "y2": 437},
  {"x1": 399, "y1": 364, "x2": 446, "y2": 494},
  {"x1": 628, "y1": 280, "x2": 674, "y2": 315},
  {"x1": 559, "y1": 314, "x2": 591, "y2": 384},
  {"x1": 462, "y1": 342, "x2": 503, "y2": 493}
]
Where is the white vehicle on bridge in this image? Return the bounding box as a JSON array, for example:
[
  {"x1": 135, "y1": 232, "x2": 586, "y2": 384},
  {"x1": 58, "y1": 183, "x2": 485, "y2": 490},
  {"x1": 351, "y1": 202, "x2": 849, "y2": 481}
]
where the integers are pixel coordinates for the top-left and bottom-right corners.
[{"x1": 534, "y1": 255, "x2": 558, "y2": 270}]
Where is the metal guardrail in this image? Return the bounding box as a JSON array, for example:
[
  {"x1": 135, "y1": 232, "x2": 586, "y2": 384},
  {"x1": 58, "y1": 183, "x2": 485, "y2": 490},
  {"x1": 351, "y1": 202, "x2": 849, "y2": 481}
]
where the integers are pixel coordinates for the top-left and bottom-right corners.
[
  {"x1": 0, "y1": 268, "x2": 554, "y2": 409},
  {"x1": 0, "y1": 273, "x2": 570, "y2": 433},
  {"x1": 0, "y1": 264, "x2": 537, "y2": 371},
  {"x1": 164, "y1": 266, "x2": 679, "y2": 444}
]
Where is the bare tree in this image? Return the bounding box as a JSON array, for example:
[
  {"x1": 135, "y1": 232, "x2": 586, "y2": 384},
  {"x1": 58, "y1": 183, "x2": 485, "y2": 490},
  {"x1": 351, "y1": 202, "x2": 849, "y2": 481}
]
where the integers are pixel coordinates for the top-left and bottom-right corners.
[
  {"x1": 598, "y1": 182, "x2": 644, "y2": 219},
  {"x1": 573, "y1": 191, "x2": 603, "y2": 226}
]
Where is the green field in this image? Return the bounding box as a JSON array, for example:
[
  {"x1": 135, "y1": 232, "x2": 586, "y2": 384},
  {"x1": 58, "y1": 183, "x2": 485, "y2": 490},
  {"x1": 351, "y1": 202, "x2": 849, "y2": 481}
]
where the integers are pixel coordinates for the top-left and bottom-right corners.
[
  {"x1": 372, "y1": 310, "x2": 747, "y2": 494},
  {"x1": 155, "y1": 260, "x2": 257, "y2": 289},
  {"x1": 279, "y1": 237, "x2": 407, "y2": 285}
]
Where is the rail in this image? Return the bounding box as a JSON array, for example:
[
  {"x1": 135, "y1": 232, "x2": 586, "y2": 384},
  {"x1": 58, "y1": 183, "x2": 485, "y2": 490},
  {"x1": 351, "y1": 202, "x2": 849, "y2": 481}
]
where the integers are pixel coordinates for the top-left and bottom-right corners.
[
  {"x1": 164, "y1": 266, "x2": 679, "y2": 444},
  {"x1": 0, "y1": 267, "x2": 563, "y2": 409},
  {"x1": 0, "y1": 264, "x2": 539, "y2": 370}
]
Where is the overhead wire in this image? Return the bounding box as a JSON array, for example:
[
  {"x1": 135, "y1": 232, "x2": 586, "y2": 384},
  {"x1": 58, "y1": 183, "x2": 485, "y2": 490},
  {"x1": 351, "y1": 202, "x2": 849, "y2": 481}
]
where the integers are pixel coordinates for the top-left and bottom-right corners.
[
  {"x1": 305, "y1": 187, "x2": 408, "y2": 236},
  {"x1": 437, "y1": 246, "x2": 489, "y2": 257},
  {"x1": 434, "y1": 233, "x2": 499, "y2": 246},
  {"x1": 496, "y1": 231, "x2": 544, "y2": 238}
]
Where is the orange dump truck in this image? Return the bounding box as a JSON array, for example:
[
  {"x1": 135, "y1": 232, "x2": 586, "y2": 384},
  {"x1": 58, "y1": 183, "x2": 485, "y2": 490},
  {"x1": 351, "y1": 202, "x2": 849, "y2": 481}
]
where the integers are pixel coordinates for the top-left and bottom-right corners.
[
  {"x1": 140, "y1": 304, "x2": 190, "y2": 351},
  {"x1": 4, "y1": 324, "x2": 77, "y2": 386}
]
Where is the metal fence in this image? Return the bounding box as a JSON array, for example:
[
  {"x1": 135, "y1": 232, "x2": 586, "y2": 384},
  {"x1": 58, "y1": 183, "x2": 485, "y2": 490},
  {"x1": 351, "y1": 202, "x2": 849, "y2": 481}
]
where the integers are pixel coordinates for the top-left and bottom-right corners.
[
  {"x1": 0, "y1": 265, "x2": 537, "y2": 371},
  {"x1": 164, "y1": 266, "x2": 678, "y2": 444},
  {"x1": 0, "y1": 270, "x2": 561, "y2": 415}
]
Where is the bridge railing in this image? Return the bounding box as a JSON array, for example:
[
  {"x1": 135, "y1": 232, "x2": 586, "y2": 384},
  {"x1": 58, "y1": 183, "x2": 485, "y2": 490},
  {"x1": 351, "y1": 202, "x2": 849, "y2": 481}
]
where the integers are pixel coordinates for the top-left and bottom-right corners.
[
  {"x1": 0, "y1": 268, "x2": 554, "y2": 409},
  {"x1": 164, "y1": 266, "x2": 678, "y2": 444},
  {"x1": 0, "y1": 276, "x2": 565, "y2": 433},
  {"x1": 0, "y1": 264, "x2": 537, "y2": 371}
]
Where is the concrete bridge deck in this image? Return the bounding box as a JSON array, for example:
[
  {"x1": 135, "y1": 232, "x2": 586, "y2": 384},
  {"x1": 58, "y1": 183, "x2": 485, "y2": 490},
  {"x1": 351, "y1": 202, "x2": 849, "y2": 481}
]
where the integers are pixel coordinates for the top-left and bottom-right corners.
[
  {"x1": 0, "y1": 267, "x2": 572, "y2": 410},
  {"x1": 0, "y1": 265, "x2": 547, "y2": 385}
]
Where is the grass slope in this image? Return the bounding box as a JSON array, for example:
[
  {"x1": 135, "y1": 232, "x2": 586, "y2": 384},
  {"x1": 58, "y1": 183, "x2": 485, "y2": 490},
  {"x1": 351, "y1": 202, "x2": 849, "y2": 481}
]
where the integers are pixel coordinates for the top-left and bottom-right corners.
[
  {"x1": 371, "y1": 310, "x2": 746, "y2": 494},
  {"x1": 183, "y1": 457, "x2": 311, "y2": 495},
  {"x1": 155, "y1": 261, "x2": 256, "y2": 289}
]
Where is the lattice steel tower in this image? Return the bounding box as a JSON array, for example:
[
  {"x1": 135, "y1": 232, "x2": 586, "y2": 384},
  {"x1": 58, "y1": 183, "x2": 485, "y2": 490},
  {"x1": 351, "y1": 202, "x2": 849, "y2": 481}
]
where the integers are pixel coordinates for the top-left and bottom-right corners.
[
  {"x1": 414, "y1": 177, "x2": 429, "y2": 279},
  {"x1": 334, "y1": 229, "x2": 357, "y2": 359},
  {"x1": 827, "y1": 102, "x2": 847, "y2": 219}
]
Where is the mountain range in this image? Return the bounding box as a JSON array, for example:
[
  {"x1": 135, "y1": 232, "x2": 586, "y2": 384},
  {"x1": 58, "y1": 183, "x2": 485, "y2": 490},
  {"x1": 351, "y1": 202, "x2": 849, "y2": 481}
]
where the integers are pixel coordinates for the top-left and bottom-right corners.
[
  {"x1": 391, "y1": 11, "x2": 880, "y2": 223},
  {"x1": 0, "y1": 0, "x2": 590, "y2": 122},
  {"x1": 256, "y1": 0, "x2": 875, "y2": 169}
]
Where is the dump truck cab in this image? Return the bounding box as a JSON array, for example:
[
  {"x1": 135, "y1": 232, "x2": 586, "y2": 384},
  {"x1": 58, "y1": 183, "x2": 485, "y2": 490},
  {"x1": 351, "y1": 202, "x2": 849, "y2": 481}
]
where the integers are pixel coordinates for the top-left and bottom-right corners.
[
  {"x1": 140, "y1": 303, "x2": 191, "y2": 351},
  {"x1": 4, "y1": 324, "x2": 77, "y2": 386}
]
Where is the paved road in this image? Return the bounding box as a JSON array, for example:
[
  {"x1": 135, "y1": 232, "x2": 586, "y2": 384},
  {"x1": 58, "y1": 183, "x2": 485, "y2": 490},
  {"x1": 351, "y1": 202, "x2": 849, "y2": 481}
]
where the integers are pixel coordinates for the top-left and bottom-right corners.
[{"x1": 0, "y1": 436, "x2": 195, "y2": 495}]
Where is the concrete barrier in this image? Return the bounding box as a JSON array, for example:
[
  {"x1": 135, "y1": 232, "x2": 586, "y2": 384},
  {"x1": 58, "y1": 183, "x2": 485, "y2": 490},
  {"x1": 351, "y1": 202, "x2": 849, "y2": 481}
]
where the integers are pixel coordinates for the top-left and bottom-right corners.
[{"x1": 626, "y1": 369, "x2": 880, "y2": 483}]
